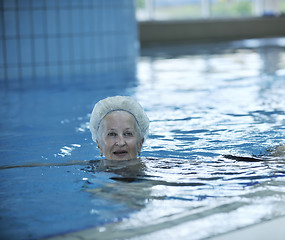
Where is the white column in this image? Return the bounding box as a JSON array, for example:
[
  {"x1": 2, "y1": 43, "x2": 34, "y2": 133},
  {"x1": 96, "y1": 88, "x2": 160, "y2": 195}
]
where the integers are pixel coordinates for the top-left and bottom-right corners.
[
  {"x1": 254, "y1": 0, "x2": 264, "y2": 16},
  {"x1": 145, "y1": 0, "x2": 155, "y2": 20},
  {"x1": 202, "y1": 0, "x2": 211, "y2": 18}
]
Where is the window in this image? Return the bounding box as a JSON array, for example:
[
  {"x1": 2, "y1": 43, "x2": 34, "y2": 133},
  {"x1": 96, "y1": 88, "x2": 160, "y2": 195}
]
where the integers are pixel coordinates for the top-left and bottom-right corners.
[{"x1": 136, "y1": 0, "x2": 285, "y2": 21}]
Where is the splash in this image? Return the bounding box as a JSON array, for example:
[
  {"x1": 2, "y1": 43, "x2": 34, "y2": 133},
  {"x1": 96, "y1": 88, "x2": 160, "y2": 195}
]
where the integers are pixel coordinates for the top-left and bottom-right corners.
[{"x1": 56, "y1": 144, "x2": 81, "y2": 157}]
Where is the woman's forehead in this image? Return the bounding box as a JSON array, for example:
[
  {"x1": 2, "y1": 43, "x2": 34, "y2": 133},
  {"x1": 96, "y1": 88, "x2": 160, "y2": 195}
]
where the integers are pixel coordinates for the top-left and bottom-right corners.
[{"x1": 102, "y1": 111, "x2": 137, "y2": 129}]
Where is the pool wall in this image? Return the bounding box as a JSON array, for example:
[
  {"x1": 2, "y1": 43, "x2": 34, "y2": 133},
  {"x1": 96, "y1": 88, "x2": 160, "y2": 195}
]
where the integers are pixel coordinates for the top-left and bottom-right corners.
[
  {"x1": 139, "y1": 17, "x2": 285, "y2": 46},
  {"x1": 0, "y1": 0, "x2": 138, "y2": 88}
]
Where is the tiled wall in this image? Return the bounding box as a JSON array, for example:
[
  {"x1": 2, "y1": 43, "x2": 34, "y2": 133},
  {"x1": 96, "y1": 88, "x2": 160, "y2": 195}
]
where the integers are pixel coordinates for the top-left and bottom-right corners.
[{"x1": 0, "y1": 0, "x2": 138, "y2": 87}]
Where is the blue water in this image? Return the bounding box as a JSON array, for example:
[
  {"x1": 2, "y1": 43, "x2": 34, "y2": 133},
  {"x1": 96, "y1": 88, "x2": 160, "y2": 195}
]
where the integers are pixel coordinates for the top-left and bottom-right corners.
[{"x1": 1, "y1": 38, "x2": 285, "y2": 240}]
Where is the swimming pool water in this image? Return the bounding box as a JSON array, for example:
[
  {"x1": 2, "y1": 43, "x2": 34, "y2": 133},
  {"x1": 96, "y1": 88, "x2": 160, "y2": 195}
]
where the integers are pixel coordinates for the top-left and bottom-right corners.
[{"x1": 0, "y1": 38, "x2": 285, "y2": 240}]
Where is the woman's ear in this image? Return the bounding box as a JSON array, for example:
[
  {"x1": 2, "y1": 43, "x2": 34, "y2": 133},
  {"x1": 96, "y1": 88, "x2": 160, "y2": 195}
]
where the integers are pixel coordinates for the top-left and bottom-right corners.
[
  {"x1": 138, "y1": 138, "x2": 144, "y2": 151},
  {"x1": 96, "y1": 140, "x2": 103, "y2": 157},
  {"x1": 137, "y1": 138, "x2": 144, "y2": 156}
]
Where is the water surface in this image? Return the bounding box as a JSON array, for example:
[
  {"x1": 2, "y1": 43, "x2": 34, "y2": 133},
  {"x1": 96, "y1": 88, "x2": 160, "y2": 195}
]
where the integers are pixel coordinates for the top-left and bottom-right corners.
[{"x1": 0, "y1": 38, "x2": 285, "y2": 239}]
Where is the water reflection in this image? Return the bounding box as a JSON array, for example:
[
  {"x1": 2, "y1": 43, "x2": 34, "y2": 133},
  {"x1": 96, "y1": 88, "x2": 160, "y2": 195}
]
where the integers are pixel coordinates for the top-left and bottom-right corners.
[
  {"x1": 136, "y1": 39, "x2": 285, "y2": 158},
  {"x1": 78, "y1": 154, "x2": 285, "y2": 239},
  {"x1": 261, "y1": 46, "x2": 283, "y2": 75},
  {"x1": 1, "y1": 38, "x2": 285, "y2": 240}
]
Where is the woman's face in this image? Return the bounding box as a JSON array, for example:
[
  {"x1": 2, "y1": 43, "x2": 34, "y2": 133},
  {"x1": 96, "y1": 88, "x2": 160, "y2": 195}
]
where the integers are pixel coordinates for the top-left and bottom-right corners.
[{"x1": 97, "y1": 111, "x2": 143, "y2": 160}]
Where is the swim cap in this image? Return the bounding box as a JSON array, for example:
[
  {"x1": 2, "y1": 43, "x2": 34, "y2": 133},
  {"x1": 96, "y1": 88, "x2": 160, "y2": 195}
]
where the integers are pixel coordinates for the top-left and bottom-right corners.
[{"x1": 89, "y1": 96, "x2": 149, "y2": 142}]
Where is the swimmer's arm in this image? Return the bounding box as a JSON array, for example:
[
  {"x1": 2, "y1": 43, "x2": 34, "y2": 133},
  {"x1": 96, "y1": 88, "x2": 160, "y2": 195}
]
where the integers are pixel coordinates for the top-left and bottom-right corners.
[
  {"x1": 223, "y1": 155, "x2": 262, "y2": 162},
  {"x1": 223, "y1": 144, "x2": 285, "y2": 161},
  {"x1": 270, "y1": 144, "x2": 285, "y2": 157}
]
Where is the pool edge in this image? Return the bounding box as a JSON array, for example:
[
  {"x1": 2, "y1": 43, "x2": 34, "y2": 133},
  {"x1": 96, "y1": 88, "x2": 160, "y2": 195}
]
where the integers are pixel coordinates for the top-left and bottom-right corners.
[
  {"x1": 44, "y1": 215, "x2": 285, "y2": 240},
  {"x1": 208, "y1": 215, "x2": 285, "y2": 240}
]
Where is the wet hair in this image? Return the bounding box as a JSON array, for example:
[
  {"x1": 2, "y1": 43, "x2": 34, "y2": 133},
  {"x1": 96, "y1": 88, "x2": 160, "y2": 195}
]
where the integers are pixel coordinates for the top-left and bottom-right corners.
[{"x1": 89, "y1": 96, "x2": 149, "y2": 143}]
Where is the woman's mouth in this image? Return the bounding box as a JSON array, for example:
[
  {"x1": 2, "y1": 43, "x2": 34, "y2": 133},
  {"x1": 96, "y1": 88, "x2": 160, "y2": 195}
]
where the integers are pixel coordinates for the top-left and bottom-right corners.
[{"x1": 113, "y1": 150, "x2": 128, "y2": 157}]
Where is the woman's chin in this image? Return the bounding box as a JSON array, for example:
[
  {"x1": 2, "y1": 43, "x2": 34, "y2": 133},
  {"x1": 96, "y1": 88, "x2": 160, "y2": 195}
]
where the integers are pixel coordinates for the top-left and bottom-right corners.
[
  {"x1": 113, "y1": 153, "x2": 129, "y2": 160},
  {"x1": 102, "y1": 156, "x2": 139, "y2": 167},
  {"x1": 105, "y1": 155, "x2": 138, "y2": 161}
]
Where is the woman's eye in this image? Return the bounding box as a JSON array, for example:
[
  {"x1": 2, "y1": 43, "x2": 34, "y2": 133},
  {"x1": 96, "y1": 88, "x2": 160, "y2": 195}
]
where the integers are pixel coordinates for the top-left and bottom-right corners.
[
  {"x1": 107, "y1": 132, "x2": 117, "y2": 137},
  {"x1": 124, "y1": 132, "x2": 133, "y2": 136}
]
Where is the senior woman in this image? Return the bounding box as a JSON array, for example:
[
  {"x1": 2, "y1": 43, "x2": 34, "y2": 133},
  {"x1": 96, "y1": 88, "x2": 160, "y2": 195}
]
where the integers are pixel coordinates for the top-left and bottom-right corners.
[{"x1": 89, "y1": 96, "x2": 149, "y2": 161}]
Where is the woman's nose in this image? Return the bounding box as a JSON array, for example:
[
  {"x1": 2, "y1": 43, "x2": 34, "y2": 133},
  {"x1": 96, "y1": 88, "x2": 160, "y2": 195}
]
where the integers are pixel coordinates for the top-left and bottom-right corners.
[{"x1": 117, "y1": 135, "x2": 126, "y2": 146}]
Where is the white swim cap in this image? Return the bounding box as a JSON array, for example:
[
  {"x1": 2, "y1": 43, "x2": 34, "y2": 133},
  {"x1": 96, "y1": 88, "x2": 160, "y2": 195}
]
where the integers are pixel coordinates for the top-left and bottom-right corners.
[{"x1": 90, "y1": 96, "x2": 149, "y2": 142}]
